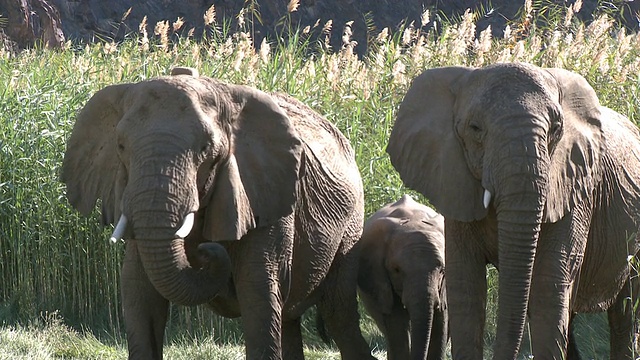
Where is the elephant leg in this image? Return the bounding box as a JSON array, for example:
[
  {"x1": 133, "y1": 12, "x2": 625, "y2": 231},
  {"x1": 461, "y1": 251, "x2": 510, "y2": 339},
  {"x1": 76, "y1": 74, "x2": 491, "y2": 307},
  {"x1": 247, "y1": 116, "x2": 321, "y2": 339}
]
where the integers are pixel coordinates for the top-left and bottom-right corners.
[
  {"x1": 382, "y1": 304, "x2": 411, "y2": 360},
  {"x1": 427, "y1": 305, "x2": 449, "y2": 360},
  {"x1": 121, "y1": 241, "x2": 169, "y2": 360},
  {"x1": 607, "y1": 267, "x2": 640, "y2": 360},
  {"x1": 445, "y1": 220, "x2": 486, "y2": 360},
  {"x1": 527, "y1": 271, "x2": 572, "y2": 358},
  {"x1": 359, "y1": 291, "x2": 410, "y2": 360},
  {"x1": 317, "y1": 248, "x2": 375, "y2": 360},
  {"x1": 528, "y1": 204, "x2": 589, "y2": 359},
  {"x1": 282, "y1": 317, "x2": 304, "y2": 360},
  {"x1": 231, "y1": 224, "x2": 293, "y2": 360},
  {"x1": 565, "y1": 314, "x2": 582, "y2": 360}
]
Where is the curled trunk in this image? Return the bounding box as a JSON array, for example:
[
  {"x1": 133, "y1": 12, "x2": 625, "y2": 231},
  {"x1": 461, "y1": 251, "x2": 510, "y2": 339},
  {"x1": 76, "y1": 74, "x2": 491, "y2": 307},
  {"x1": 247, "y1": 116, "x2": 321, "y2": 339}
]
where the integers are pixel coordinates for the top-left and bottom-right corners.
[
  {"x1": 136, "y1": 238, "x2": 231, "y2": 306},
  {"x1": 125, "y1": 154, "x2": 230, "y2": 306}
]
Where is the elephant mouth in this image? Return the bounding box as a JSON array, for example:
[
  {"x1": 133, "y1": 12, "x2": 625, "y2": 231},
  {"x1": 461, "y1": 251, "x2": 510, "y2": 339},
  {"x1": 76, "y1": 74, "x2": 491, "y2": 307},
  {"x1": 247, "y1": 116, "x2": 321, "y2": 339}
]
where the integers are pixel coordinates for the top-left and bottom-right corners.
[{"x1": 109, "y1": 212, "x2": 196, "y2": 243}]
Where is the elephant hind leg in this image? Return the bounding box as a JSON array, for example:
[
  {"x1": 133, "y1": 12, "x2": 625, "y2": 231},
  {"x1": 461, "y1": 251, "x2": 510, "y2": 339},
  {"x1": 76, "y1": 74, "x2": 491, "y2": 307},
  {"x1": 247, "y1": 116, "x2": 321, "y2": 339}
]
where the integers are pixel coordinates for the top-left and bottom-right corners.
[
  {"x1": 607, "y1": 270, "x2": 640, "y2": 360},
  {"x1": 316, "y1": 250, "x2": 375, "y2": 360}
]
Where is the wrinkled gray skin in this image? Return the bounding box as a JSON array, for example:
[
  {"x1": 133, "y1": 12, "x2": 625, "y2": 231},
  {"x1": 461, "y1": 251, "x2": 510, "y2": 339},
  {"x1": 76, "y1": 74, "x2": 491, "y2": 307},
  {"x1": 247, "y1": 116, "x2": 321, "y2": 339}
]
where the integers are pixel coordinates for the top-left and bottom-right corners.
[
  {"x1": 387, "y1": 62, "x2": 640, "y2": 359},
  {"x1": 62, "y1": 69, "x2": 374, "y2": 360},
  {"x1": 358, "y1": 195, "x2": 448, "y2": 360}
]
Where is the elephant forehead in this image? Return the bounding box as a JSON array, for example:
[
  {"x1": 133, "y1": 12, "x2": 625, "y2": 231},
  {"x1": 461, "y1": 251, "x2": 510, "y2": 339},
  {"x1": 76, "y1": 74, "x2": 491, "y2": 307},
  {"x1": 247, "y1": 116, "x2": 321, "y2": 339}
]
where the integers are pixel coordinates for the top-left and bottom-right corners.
[
  {"x1": 122, "y1": 81, "x2": 222, "y2": 129},
  {"x1": 132, "y1": 79, "x2": 201, "y2": 106},
  {"x1": 390, "y1": 227, "x2": 445, "y2": 260},
  {"x1": 462, "y1": 65, "x2": 559, "y2": 116}
]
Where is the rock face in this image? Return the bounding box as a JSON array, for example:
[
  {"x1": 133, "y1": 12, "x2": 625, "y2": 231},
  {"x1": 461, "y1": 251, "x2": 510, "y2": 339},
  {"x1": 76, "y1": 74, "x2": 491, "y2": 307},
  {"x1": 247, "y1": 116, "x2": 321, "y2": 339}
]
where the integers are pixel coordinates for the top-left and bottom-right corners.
[
  {"x1": 1, "y1": 0, "x2": 639, "y2": 52},
  {"x1": 0, "y1": 0, "x2": 65, "y2": 48}
]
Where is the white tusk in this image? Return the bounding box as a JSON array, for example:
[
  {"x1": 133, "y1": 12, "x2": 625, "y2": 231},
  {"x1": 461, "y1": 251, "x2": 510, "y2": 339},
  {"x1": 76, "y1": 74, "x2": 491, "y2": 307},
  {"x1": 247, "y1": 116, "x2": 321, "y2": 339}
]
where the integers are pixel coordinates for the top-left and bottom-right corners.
[
  {"x1": 110, "y1": 215, "x2": 128, "y2": 244},
  {"x1": 483, "y1": 189, "x2": 492, "y2": 209},
  {"x1": 175, "y1": 213, "x2": 195, "y2": 238}
]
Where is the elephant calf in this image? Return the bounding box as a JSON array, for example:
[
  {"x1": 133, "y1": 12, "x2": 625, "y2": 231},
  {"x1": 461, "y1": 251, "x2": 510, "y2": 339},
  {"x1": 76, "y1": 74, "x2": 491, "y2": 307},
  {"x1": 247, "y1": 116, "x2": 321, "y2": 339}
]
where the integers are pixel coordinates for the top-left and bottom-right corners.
[{"x1": 358, "y1": 195, "x2": 448, "y2": 360}]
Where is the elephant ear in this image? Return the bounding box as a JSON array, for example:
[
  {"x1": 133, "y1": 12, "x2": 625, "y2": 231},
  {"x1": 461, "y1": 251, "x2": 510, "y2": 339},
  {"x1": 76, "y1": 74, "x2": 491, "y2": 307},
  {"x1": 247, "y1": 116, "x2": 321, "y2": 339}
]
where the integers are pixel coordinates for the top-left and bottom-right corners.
[
  {"x1": 387, "y1": 66, "x2": 487, "y2": 221},
  {"x1": 543, "y1": 68, "x2": 604, "y2": 223},
  {"x1": 61, "y1": 84, "x2": 132, "y2": 225},
  {"x1": 358, "y1": 220, "x2": 395, "y2": 314},
  {"x1": 204, "y1": 85, "x2": 302, "y2": 241}
]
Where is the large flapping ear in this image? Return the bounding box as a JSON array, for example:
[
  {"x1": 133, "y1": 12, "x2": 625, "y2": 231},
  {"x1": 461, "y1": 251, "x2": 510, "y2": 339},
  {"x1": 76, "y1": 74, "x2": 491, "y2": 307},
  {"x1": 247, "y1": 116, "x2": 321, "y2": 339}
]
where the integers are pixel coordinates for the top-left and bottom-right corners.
[
  {"x1": 204, "y1": 84, "x2": 302, "y2": 241},
  {"x1": 387, "y1": 66, "x2": 487, "y2": 222},
  {"x1": 543, "y1": 68, "x2": 604, "y2": 223},
  {"x1": 61, "y1": 84, "x2": 132, "y2": 225}
]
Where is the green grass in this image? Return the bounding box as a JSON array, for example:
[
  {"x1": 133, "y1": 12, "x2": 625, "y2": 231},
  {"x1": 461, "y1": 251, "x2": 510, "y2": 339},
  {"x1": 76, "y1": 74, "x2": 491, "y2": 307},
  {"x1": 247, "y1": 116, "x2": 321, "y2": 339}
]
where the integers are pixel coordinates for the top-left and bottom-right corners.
[
  {"x1": 0, "y1": 312, "x2": 389, "y2": 359},
  {"x1": 1, "y1": 1, "x2": 639, "y2": 358}
]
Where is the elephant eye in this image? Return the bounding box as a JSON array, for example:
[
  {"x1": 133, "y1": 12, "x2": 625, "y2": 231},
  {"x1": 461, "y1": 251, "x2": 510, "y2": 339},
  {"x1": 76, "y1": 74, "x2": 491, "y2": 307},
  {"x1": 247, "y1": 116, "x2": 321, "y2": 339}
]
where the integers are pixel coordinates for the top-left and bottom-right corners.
[
  {"x1": 468, "y1": 120, "x2": 483, "y2": 134},
  {"x1": 548, "y1": 115, "x2": 563, "y2": 145},
  {"x1": 468, "y1": 121, "x2": 484, "y2": 142}
]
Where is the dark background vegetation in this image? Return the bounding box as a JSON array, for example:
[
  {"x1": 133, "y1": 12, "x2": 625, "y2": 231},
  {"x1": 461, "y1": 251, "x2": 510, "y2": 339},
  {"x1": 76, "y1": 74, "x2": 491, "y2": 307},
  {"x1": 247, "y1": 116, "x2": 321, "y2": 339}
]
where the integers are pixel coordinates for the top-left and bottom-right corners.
[{"x1": 1, "y1": 0, "x2": 640, "y2": 53}]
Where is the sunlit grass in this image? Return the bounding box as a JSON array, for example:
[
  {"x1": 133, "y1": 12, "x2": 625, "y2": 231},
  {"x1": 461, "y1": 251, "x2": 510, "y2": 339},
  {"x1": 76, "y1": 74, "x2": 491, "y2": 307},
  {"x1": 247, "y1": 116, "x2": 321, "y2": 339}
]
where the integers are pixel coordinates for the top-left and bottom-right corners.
[{"x1": 1, "y1": 1, "x2": 638, "y2": 357}]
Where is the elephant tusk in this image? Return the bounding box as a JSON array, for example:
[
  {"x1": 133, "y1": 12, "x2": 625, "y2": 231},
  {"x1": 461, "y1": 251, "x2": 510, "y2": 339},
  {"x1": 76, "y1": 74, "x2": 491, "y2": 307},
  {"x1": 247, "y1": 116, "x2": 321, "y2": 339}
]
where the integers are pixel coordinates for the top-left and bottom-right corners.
[
  {"x1": 175, "y1": 212, "x2": 195, "y2": 238},
  {"x1": 109, "y1": 215, "x2": 127, "y2": 244},
  {"x1": 483, "y1": 189, "x2": 492, "y2": 209}
]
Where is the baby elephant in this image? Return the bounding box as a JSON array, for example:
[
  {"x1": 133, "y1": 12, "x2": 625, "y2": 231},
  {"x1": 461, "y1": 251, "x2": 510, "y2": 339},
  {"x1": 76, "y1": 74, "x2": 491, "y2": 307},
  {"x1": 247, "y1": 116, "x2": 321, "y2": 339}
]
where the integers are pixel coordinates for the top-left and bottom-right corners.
[{"x1": 358, "y1": 195, "x2": 448, "y2": 360}]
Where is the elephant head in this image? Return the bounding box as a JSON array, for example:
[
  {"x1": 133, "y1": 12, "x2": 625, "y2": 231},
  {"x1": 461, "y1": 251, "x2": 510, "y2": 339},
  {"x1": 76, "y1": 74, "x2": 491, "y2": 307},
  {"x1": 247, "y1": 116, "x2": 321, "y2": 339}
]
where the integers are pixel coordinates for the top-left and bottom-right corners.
[
  {"x1": 358, "y1": 195, "x2": 447, "y2": 360},
  {"x1": 62, "y1": 68, "x2": 303, "y2": 306},
  {"x1": 387, "y1": 63, "x2": 603, "y2": 357}
]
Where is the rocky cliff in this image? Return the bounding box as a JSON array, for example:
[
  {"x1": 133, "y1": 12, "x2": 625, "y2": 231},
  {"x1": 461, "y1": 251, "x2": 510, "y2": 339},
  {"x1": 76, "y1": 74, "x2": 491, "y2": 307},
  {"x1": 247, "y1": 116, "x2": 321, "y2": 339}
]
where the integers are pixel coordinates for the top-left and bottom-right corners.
[{"x1": 1, "y1": 0, "x2": 638, "y2": 54}]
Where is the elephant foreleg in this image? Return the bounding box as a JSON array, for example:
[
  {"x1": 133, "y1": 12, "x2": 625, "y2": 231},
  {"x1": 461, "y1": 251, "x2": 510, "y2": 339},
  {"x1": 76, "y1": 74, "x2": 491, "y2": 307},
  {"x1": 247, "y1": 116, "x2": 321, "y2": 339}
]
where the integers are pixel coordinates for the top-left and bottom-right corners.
[
  {"x1": 528, "y1": 204, "x2": 589, "y2": 359},
  {"x1": 121, "y1": 241, "x2": 169, "y2": 360},
  {"x1": 381, "y1": 304, "x2": 411, "y2": 360},
  {"x1": 565, "y1": 314, "x2": 582, "y2": 360},
  {"x1": 232, "y1": 225, "x2": 290, "y2": 360},
  {"x1": 445, "y1": 221, "x2": 486, "y2": 360},
  {"x1": 282, "y1": 317, "x2": 304, "y2": 360},
  {"x1": 607, "y1": 266, "x2": 640, "y2": 360}
]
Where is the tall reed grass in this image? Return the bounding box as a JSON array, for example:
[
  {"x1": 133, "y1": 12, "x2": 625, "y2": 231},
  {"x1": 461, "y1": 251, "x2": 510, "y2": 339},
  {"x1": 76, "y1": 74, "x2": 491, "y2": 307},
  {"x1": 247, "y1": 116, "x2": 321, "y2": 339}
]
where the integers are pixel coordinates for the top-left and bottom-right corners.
[{"x1": 1, "y1": 0, "x2": 639, "y2": 357}]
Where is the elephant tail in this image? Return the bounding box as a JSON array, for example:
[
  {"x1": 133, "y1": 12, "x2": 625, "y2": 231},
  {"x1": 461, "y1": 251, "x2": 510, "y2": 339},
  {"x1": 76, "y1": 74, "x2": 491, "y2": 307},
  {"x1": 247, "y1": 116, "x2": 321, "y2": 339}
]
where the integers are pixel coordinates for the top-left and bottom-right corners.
[{"x1": 315, "y1": 308, "x2": 332, "y2": 345}]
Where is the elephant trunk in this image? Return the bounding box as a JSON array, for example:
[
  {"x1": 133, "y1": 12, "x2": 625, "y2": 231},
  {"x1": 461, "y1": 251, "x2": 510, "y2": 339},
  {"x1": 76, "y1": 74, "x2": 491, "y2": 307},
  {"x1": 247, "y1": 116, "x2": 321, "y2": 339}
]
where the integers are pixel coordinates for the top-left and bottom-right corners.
[
  {"x1": 124, "y1": 154, "x2": 231, "y2": 306},
  {"x1": 491, "y1": 134, "x2": 548, "y2": 359},
  {"x1": 404, "y1": 273, "x2": 442, "y2": 360},
  {"x1": 135, "y1": 238, "x2": 230, "y2": 306}
]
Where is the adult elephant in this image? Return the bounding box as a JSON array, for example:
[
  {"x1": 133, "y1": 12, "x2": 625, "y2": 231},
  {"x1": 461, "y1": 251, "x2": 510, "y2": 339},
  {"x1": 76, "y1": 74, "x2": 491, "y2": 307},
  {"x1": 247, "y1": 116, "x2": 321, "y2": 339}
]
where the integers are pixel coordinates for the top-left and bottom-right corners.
[
  {"x1": 358, "y1": 194, "x2": 448, "y2": 360},
  {"x1": 387, "y1": 62, "x2": 640, "y2": 359},
  {"x1": 62, "y1": 67, "x2": 374, "y2": 360}
]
